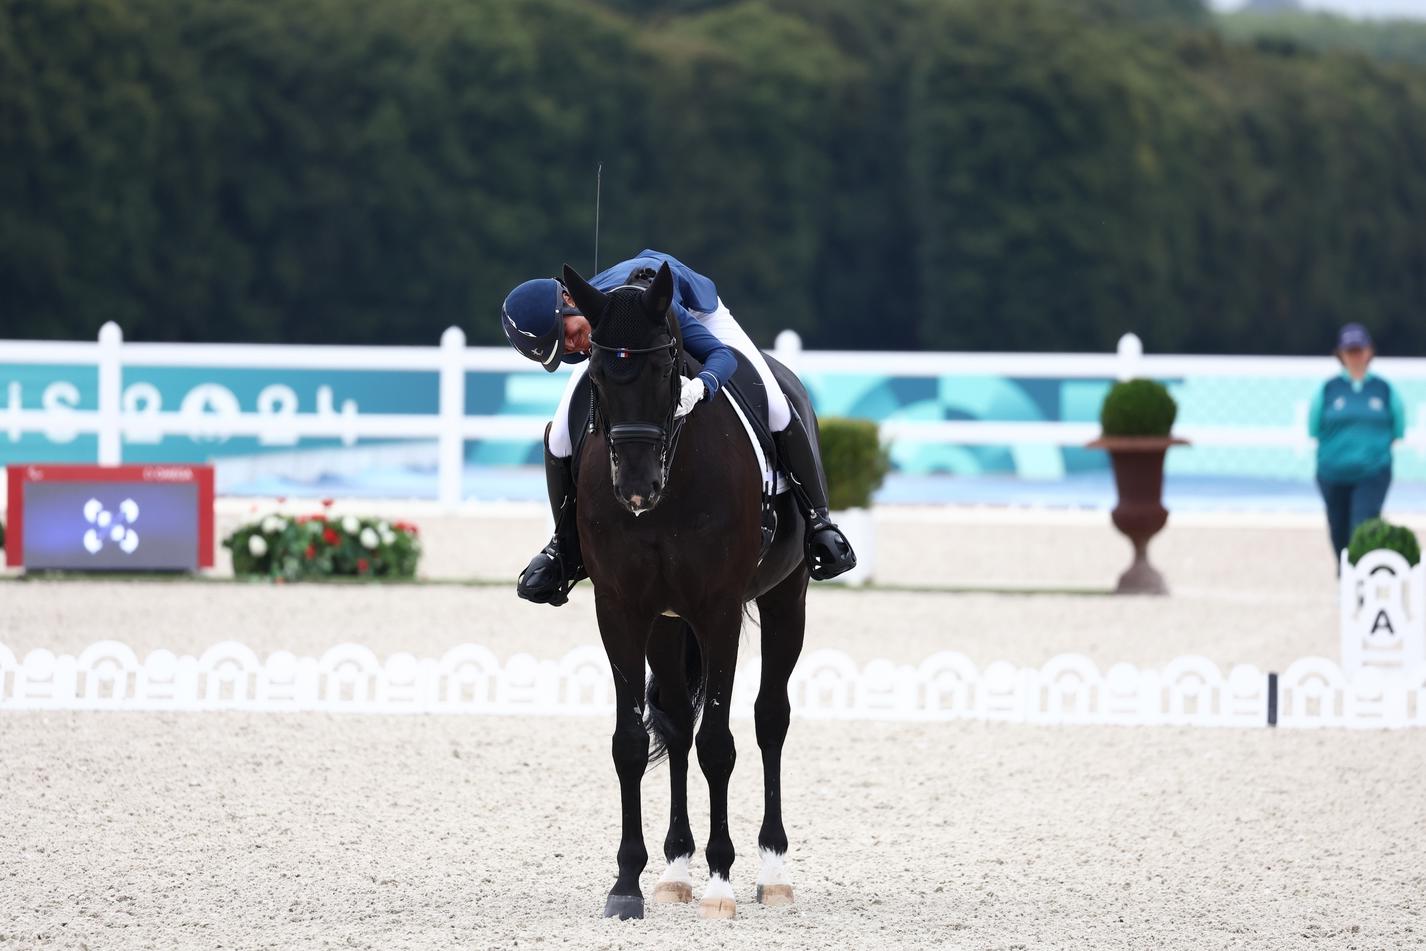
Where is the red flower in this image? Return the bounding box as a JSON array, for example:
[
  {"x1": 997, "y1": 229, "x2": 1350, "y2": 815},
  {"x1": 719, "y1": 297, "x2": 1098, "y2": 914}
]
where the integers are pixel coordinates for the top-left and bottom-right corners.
[
  {"x1": 323, "y1": 528, "x2": 339, "y2": 545},
  {"x1": 357, "y1": 558, "x2": 369, "y2": 574},
  {"x1": 276, "y1": 496, "x2": 287, "y2": 504},
  {"x1": 304, "y1": 545, "x2": 316, "y2": 560},
  {"x1": 321, "y1": 498, "x2": 334, "y2": 509}
]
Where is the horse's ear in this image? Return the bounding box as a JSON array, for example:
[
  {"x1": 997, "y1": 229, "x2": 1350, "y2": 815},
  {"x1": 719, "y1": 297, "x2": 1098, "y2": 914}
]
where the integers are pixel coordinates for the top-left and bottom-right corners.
[
  {"x1": 642, "y1": 262, "x2": 674, "y2": 325},
  {"x1": 562, "y1": 264, "x2": 607, "y2": 327}
]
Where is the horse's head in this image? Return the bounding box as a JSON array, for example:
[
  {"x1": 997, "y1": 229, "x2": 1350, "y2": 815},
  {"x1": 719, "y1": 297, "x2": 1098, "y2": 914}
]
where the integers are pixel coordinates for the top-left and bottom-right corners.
[{"x1": 563, "y1": 261, "x2": 684, "y2": 516}]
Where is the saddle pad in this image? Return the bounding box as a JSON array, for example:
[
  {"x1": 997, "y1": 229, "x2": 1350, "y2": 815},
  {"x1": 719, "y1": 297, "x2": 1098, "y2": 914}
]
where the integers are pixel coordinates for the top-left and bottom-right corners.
[
  {"x1": 707, "y1": 349, "x2": 778, "y2": 479},
  {"x1": 724, "y1": 388, "x2": 789, "y2": 497}
]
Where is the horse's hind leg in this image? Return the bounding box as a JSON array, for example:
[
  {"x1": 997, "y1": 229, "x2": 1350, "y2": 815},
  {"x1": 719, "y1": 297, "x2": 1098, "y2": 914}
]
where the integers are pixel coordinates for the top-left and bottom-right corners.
[
  {"x1": 594, "y1": 596, "x2": 653, "y2": 920},
  {"x1": 692, "y1": 602, "x2": 744, "y2": 919},
  {"x1": 646, "y1": 618, "x2": 698, "y2": 905},
  {"x1": 752, "y1": 566, "x2": 809, "y2": 906}
]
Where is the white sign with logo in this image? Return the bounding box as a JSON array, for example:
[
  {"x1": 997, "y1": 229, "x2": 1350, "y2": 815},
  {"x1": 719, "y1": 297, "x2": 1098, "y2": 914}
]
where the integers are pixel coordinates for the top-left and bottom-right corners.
[{"x1": 1339, "y1": 548, "x2": 1426, "y2": 674}]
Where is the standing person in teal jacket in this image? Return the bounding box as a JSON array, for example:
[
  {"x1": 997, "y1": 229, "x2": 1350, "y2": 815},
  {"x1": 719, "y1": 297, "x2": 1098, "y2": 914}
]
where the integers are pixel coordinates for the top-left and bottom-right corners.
[{"x1": 1309, "y1": 323, "x2": 1406, "y2": 562}]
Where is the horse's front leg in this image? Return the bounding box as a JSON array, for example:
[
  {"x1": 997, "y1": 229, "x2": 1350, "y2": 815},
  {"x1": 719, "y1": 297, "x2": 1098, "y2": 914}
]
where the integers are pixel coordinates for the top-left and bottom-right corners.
[
  {"x1": 596, "y1": 596, "x2": 653, "y2": 920},
  {"x1": 692, "y1": 602, "x2": 744, "y2": 919}
]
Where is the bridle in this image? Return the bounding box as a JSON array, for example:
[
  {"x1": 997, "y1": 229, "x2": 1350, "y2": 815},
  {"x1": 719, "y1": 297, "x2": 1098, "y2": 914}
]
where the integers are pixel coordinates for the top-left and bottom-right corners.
[{"x1": 585, "y1": 300, "x2": 687, "y2": 494}]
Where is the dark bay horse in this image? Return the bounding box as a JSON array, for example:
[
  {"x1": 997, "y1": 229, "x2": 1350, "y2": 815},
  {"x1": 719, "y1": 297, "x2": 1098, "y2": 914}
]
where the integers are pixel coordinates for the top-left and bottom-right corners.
[{"x1": 561, "y1": 261, "x2": 808, "y2": 920}]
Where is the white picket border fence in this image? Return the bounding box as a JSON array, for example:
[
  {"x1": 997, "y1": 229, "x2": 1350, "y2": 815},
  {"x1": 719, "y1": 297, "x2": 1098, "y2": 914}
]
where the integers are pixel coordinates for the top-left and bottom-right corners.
[
  {"x1": 3, "y1": 641, "x2": 1424, "y2": 729},
  {"x1": 6, "y1": 323, "x2": 1426, "y2": 509}
]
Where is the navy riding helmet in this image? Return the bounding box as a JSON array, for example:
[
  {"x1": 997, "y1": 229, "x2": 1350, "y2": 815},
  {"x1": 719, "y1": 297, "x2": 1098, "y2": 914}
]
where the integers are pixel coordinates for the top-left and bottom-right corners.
[{"x1": 501, "y1": 278, "x2": 580, "y2": 373}]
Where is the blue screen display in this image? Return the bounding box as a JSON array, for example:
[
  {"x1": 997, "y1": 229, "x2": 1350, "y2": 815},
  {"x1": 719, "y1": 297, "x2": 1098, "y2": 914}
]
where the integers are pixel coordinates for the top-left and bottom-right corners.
[{"x1": 23, "y1": 482, "x2": 199, "y2": 571}]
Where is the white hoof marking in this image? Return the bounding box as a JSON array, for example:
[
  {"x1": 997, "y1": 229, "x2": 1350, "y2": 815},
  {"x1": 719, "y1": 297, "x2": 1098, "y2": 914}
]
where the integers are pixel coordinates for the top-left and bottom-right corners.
[
  {"x1": 653, "y1": 855, "x2": 694, "y2": 904},
  {"x1": 657, "y1": 855, "x2": 693, "y2": 886},
  {"x1": 756, "y1": 849, "x2": 794, "y2": 905},
  {"x1": 698, "y1": 875, "x2": 737, "y2": 919},
  {"x1": 702, "y1": 874, "x2": 735, "y2": 901},
  {"x1": 756, "y1": 847, "x2": 789, "y2": 886}
]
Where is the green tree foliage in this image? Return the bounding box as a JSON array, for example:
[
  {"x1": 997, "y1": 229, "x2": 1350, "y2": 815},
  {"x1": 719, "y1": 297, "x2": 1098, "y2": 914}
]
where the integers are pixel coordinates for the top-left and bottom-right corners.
[
  {"x1": 635, "y1": 2, "x2": 855, "y2": 340},
  {"x1": 906, "y1": 0, "x2": 1212, "y2": 351},
  {"x1": 1218, "y1": 11, "x2": 1426, "y2": 66},
  {"x1": 3, "y1": 0, "x2": 658, "y2": 343},
  {"x1": 2, "y1": 0, "x2": 1425, "y2": 355},
  {"x1": 1078, "y1": 0, "x2": 1213, "y2": 26}
]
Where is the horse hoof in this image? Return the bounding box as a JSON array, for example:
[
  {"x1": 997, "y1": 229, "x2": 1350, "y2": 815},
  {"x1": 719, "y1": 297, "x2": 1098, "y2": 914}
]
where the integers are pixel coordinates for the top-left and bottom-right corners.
[
  {"x1": 652, "y1": 881, "x2": 694, "y2": 904},
  {"x1": 756, "y1": 884, "x2": 795, "y2": 906},
  {"x1": 697, "y1": 897, "x2": 737, "y2": 920},
  {"x1": 602, "y1": 894, "x2": 644, "y2": 920}
]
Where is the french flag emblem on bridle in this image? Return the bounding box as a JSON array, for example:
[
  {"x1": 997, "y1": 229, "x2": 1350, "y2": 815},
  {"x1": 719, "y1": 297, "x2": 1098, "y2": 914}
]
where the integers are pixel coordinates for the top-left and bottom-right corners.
[{"x1": 615, "y1": 348, "x2": 632, "y2": 359}]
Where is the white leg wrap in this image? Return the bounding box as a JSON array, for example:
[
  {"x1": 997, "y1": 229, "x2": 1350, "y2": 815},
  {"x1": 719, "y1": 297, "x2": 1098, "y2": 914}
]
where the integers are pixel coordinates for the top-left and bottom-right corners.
[
  {"x1": 702, "y1": 874, "x2": 735, "y2": 902},
  {"x1": 658, "y1": 854, "x2": 694, "y2": 886},
  {"x1": 756, "y1": 848, "x2": 790, "y2": 886}
]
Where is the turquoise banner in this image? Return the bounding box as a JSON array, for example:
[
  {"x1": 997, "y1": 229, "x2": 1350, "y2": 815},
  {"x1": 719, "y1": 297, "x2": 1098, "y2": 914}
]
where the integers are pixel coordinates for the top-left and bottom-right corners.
[{"x1": 2, "y1": 362, "x2": 1422, "y2": 480}]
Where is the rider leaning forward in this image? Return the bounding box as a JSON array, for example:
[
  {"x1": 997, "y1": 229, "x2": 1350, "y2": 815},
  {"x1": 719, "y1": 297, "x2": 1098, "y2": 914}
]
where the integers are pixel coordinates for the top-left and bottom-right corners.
[{"x1": 499, "y1": 248, "x2": 857, "y2": 605}]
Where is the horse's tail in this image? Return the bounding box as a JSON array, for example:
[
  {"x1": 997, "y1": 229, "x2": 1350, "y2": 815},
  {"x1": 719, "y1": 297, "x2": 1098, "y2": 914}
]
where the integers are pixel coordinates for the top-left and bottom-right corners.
[{"x1": 644, "y1": 622, "x2": 705, "y2": 766}]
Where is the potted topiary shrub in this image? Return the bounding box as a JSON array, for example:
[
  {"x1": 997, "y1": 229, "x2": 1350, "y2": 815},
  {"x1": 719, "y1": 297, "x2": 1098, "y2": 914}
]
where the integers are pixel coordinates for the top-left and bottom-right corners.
[
  {"x1": 1088, "y1": 379, "x2": 1187, "y2": 595},
  {"x1": 819, "y1": 417, "x2": 890, "y2": 586},
  {"x1": 1339, "y1": 518, "x2": 1424, "y2": 674}
]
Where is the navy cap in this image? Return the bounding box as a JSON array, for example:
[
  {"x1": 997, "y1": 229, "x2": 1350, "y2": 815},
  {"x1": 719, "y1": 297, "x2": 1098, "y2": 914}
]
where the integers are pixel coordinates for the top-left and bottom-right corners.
[
  {"x1": 501, "y1": 278, "x2": 567, "y2": 373},
  {"x1": 1336, "y1": 323, "x2": 1373, "y2": 351}
]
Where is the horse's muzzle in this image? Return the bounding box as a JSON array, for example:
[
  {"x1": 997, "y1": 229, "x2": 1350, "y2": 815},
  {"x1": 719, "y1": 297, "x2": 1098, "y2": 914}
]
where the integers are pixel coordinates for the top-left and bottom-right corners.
[
  {"x1": 615, "y1": 471, "x2": 663, "y2": 515},
  {"x1": 608, "y1": 422, "x2": 668, "y2": 515}
]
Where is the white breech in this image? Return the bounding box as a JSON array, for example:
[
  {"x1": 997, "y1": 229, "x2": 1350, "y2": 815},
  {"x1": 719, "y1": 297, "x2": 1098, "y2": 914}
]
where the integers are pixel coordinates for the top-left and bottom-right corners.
[
  {"x1": 697, "y1": 299, "x2": 792, "y2": 434},
  {"x1": 548, "y1": 362, "x2": 588, "y2": 460},
  {"x1": 546, "y1": 298, "x2": 791, "y2": 460}
]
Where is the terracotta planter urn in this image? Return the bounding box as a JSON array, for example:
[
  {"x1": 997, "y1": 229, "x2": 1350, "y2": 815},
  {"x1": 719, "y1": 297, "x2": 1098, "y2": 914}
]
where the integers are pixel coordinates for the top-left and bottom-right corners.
[{"x1": 1087, "y1": 436, "x2": 1189, "y2": 595}]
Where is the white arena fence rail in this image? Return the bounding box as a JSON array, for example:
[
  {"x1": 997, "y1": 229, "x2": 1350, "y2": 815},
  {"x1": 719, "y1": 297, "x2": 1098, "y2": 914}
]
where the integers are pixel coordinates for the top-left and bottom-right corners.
[
  {"x1": 6, "y1": 323, "x2": 1426, "y2": 509},
  {"x1": 3, "y1": 641, "x2": 1425, "y2": 729}
]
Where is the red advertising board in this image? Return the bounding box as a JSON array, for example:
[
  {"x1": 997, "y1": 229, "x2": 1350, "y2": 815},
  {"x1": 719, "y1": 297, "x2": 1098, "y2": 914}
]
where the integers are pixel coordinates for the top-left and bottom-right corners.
[{"x1": 6, "y1": 464, "x2": 215, "y2": 570}]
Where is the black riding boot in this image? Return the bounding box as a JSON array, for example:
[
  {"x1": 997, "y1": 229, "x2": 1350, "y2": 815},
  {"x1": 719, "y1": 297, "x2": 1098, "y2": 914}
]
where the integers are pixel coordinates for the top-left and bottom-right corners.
[
  {"x1": 516, "y1": 432, "x2": 587, "y2": 606},
  {"x1": 774, "y1": 412, "x2": 858, "y2": 581}
]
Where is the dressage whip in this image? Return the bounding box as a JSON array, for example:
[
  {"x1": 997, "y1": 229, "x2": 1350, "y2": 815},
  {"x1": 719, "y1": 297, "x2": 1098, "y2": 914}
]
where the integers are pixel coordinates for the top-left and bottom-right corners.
[{"x1": 593, "y1": 161, "x2": 602, "y2": 274}]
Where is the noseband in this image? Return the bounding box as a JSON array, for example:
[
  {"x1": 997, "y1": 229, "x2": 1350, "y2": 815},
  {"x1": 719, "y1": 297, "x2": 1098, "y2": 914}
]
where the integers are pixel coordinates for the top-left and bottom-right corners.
[{"x1": 587, "y1": 321, "x2": 686, "y2": 492}]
